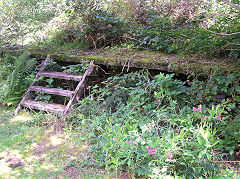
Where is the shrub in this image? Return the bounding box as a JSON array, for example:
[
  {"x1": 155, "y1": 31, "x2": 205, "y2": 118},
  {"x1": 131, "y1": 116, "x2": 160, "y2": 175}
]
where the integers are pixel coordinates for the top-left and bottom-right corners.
[
  {"x1": 81, "y1": 10, "x2": 127, "y2": 48},
  {"x1": 131, "y1": 13, "x2": 240, "y2": 57},
  {"x1": 53, "y1": 1, "x2": 128, "y2": 49}
]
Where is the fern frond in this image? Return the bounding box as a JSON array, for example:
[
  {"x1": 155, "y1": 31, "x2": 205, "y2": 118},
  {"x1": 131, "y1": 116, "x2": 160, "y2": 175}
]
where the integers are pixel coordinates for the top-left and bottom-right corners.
[
  {"x1": 25, "y1": 58, "x2": 37, "y2": 74},
  {"x1": 0, "y1": 52, "x2": 36, "y2": 105}
]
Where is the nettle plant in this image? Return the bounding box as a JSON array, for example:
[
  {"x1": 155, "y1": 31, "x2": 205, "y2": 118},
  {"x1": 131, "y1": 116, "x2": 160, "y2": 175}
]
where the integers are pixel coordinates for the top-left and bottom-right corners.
[
  {"x1": 45, "y1": 59, "x2": 88, "y2": 75},
  {"x1": 34, "y1": 77, "x2": 55, "y2": 103},
  {"x1": 73, "y1": 70, "x2": 239, "y2": 178},
  {"x1": 61, "y1": 63, "x2": 88, "y2": 75}
]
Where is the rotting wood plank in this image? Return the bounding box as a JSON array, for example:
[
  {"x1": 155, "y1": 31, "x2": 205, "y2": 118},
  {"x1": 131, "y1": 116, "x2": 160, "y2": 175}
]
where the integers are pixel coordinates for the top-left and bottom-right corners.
[
  {"x1": 38, "y1": 72, "x2": 82, "y2": 81},
  {"x1": 22, "y1": 100, "x2": 66, "y2": 115},
  {"x1": 63, "y1": 61, "x2": 94, "y2": 115},
  {"x1": 29, "y1": 86, "x2": 74, "y2": 97}
]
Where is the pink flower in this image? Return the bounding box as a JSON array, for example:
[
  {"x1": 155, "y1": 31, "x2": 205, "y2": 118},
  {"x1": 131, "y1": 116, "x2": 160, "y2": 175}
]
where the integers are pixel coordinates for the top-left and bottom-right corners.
[
  {"x1": 145, "y1": 145, "x2": 150, "y2": 150},
  {"x1": 167, "y1": 152, "x2": 173, "y2": 159},
  {"x1": 127, "y1": 140, "x2": 131, "y2": 144},
  {"x1": 133, "y1": 141, "x2": 137, "y2": 145},
  {"x1": 217, "y1": 115, "x2": 221, "y2": 119},
  {"x1": 113, "y1": 137, "x2": 117, "y2": 140},
  {"x1": 192, "y1": 107, "x2": 196, "y2": 111},
  {"x1": 197, "y1": 107, "x2": 201, "y2": 111},
  {"x1": 202, "y1": 114, "x2": 207, "y2": 120},
  {"x1": 145, "y1": 146, "x2": 155, "y2": 155},
  {"x1": 148, "y1": 149, "x2": 154, "y2": 155}
]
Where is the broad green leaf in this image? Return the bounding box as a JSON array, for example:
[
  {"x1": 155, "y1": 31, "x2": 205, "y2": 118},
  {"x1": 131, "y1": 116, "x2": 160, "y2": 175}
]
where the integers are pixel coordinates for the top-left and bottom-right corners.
[{"x1": 198, "y1": 151, "x2": 205, "y2": 159}]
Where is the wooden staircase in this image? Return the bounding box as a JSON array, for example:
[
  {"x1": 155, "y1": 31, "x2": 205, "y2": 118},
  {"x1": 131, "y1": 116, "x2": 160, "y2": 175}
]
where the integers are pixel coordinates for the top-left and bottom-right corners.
[{"x1": 15, "y1": 56, "x2": 94, "y2": 115}]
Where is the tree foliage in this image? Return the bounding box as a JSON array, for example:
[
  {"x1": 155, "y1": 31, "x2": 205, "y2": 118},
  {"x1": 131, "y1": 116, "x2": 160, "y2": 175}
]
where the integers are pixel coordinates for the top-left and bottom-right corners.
[
  {"x1": 0, "y1": 0, "x2": 69, "y2": 45},
  {"x1": 0, "y1": 0, "x2": 239, "y2": 57}
]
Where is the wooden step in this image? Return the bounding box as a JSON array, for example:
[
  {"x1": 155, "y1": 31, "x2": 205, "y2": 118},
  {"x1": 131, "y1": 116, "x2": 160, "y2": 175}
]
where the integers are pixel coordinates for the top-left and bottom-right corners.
[
  {"x1": 22, "y1": 100, "x2": 66, "y2": 115},
  {"x1": 29, "y1": 86, "x2": 74, "y2": 97},
  {"x1": 38, "y1": 72, "x2": 82, "y2": 81}
]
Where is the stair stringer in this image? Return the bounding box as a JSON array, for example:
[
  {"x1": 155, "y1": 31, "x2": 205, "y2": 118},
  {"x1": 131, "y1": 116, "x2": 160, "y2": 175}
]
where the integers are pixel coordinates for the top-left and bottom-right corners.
[{"x1": 63, "y1": 61, "x2": 94, "y2": 115}]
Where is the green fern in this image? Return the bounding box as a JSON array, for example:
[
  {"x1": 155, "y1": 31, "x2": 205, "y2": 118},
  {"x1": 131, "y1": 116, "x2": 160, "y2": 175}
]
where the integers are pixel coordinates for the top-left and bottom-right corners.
[{"x1": 0, "y1": 52, "x2": 37, "y2": 105}]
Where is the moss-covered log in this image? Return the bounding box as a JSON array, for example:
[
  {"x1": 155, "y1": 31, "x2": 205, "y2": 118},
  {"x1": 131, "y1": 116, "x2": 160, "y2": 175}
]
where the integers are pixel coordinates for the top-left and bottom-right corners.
[
  {"x1": 31, "y1": 48, "x2": 239, "y2": 76},
  {"x1": 2, "y1": 47, "x2": 239, "y2": 76}
]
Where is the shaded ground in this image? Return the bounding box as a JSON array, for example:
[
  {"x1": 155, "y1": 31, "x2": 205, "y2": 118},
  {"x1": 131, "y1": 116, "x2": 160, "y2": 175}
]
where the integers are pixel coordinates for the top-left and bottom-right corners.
[{"x1": 0, "y1": 108, "x2": 113, "y2": 178}]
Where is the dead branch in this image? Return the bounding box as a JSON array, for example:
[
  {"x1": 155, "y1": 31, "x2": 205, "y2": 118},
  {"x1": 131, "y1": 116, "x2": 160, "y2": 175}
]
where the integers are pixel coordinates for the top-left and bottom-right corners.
[
  {"x1": 95, "y1": 65, "x2": 112, "y2": 75},
  {"x1": 121, "y1": 60, "x2": 129, "y2": 74},
  {"x1": 127, "y1": 60, "x2": 130, "y2": 72},
  {"x1": 202, "y1": 27, "x2": 240, "y2": 36},
  {"x1": 121, "y1": 35, "x2": 143, "y2": 43},
  {"x1": 89, "y1": 35, "x2": 97, "y2": 50}
]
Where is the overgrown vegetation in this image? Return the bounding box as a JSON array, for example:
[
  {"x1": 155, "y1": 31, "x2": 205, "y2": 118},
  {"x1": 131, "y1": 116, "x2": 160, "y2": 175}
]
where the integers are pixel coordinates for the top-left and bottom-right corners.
[
  {"x1": 0, "y1": 51, "x2": 239, "y2": 177},
  {"x1": 68, "y1": 71, "x2": 240, "y2": 178},
  {"x1": 0, "y1": 0, "x2": 240, "y2": 178}
]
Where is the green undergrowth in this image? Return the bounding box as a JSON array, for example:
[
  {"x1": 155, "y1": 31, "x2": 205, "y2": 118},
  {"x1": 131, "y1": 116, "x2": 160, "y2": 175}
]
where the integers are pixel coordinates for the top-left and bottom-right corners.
[{"x1": 69, "y1": 70, "x2": 240, "y2": 178}]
